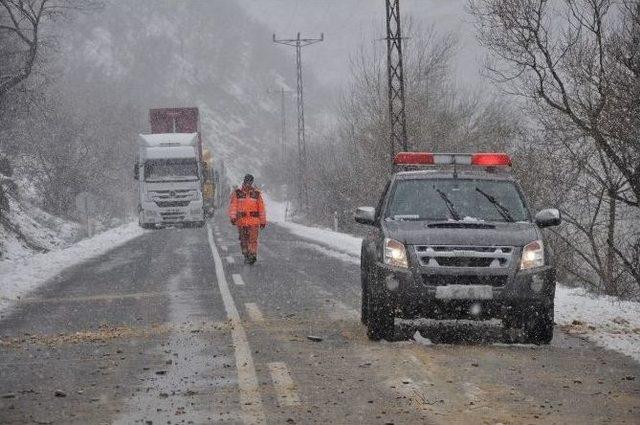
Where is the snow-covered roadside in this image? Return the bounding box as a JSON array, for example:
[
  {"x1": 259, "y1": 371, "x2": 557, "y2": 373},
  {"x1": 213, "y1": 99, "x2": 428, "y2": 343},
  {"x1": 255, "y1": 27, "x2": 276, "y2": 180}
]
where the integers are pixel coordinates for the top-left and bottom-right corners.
[
  {"x1": 555, "y1": 287, "x2": 640, "y2": 362},
  {"x1": 266, "y1": 198, "x2": 361, "y2": 259},
  {"x1": 266, "y1": 198, "x2": 640, "y2": 362},
  {"x1": 0, "y1": 222, "x2": 145, "y2": 318}
]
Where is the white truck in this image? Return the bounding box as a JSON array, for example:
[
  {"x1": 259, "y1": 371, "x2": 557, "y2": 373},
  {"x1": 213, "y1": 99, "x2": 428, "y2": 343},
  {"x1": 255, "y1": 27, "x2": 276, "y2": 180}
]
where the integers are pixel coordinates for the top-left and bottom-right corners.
[{"x1": 135, "y1": 132, "x2": 205, "y2": 228}]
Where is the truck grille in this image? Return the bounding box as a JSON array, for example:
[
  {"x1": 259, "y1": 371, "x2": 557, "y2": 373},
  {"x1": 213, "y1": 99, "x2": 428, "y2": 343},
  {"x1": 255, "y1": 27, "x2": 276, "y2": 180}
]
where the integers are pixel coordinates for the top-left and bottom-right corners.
[
  {"x1": 149, "y1": 189, "x2": 196, "y2": 201},
  {"x1": 156, "y1": 201, "x2": 190, "y2": 208},
  {"x1": 415, "y1": 245, "x2": 513, "y2": 268},
  {"x1": 422, "y1": 274, "x2": 508, "y2": 287},
  {"x1": 160, "y1": 211, "x2": 186, "y2": 222}
]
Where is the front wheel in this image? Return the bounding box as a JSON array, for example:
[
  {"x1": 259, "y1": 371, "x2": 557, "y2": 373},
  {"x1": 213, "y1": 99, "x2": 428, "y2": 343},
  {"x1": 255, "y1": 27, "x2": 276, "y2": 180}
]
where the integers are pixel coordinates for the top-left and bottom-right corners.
[
  {"x1": 523, "y1": 303, "x2": 554, "y2": 345},
  {"x1": 360, "y1": 264, "x2": 369, "y2": 325},
  {"x1": 504, "y1": 303, "x2": 554, "y2": 345},
  {"x1": 366, "y1": 280, "x2": 394, "y2": 341}
]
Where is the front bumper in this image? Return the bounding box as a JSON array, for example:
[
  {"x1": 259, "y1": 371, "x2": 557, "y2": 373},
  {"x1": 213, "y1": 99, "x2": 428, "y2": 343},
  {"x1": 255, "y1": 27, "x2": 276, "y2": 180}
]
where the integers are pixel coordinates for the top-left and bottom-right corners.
[
  {"x1": 139, "y1": 200, "x2": 204, "y2": 225},
  {"x1": 370, "y1": 261, "x2": 555, "y2": 320}
]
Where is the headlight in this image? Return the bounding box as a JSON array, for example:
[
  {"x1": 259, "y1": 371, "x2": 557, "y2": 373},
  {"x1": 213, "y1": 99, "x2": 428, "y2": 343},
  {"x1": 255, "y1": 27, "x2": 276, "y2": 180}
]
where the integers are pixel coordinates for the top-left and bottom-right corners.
[
  {"x1": 520, "y1": 240, "x2": 544, "y2": 270},
  {"x1": 384, "y1": 238, "x2": 408, "y2": 268}
]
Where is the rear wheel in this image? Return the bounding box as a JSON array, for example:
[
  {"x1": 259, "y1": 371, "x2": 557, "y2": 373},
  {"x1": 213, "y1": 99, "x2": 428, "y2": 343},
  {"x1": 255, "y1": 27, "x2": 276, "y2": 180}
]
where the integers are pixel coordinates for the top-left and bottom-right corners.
[{"x1": 366, "y1": 278, "x2": 394, "y2": 341}]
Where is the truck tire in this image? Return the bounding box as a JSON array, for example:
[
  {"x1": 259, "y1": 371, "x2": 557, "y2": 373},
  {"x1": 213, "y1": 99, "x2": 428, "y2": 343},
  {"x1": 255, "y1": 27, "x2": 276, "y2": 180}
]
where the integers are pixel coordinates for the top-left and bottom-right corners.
[
  {"x1": 504, "y1": 303, "x2": 554, "y2": 345},
  {"x1": 360, "y1": 263, "x2": 369, "y2": 325},
  {"x1": 523, "y1": 303, "x2": 554, "y2": 345},
  {"x1": 366, "y1": 281, "x2": 394, "y2": 341}
]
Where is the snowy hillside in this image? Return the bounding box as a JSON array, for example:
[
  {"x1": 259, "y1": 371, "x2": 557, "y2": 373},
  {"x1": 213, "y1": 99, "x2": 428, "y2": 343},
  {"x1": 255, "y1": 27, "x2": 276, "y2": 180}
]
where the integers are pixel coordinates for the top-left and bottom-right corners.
[
  {"x1": 0, "y1": 196, "x2": 80, "y2": 261},
  {"x1": 60, "y1": 0, "x2": 302, "y2": 185}
]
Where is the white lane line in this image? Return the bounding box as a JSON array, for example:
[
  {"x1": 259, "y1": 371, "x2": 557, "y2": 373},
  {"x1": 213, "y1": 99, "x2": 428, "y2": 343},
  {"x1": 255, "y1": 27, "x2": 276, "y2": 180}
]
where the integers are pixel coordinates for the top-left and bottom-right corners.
[
  {"x1": 267, "y1": 362, "x2": 301, "y2": 407},
  {"x1": 221, "y1": 245, "x2": 229, "y2": 252},
  {"x1": 232, "y1": 274, "x2": 246, "y2": 286},
  {"x1": 245, "y1": 303, "x2": 264, "y2": 323},
  {"x1": 226, "y1": 256, "x2": 235, "y2": 264},
  {"x1": 207, "y1": 224, "x2": 265, "y2": 425}
]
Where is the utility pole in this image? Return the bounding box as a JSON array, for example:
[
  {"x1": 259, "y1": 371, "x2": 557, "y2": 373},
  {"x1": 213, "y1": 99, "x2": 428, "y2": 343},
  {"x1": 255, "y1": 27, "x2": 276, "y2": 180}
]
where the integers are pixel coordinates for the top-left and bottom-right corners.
[
  {"x1": 385, "y1": 0, "x2": 409, "y2": 160},
  {"x1": 273, "y1": 32, "x2": 324, "y2": 211}
]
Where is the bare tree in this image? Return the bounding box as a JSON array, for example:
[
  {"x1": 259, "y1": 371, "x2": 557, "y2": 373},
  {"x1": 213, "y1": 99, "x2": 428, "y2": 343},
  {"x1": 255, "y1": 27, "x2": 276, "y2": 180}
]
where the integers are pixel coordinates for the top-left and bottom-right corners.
[
  {"x1": 469, "y1": 0, "x2": 640, "y2": 207},
  {"x1": 0, "y1": 0, "x2": 97, "y2": 99}
]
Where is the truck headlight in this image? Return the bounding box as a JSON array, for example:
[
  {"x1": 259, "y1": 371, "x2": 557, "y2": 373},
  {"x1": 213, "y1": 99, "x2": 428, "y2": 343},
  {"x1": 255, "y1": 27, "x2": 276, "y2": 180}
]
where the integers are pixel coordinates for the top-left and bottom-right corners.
[
  {"x1": 520, "y1": 240, "x2": 544, "y2": 270},
  {"x1": 384, "y1": 238, "x2": 408, "y2": 268}
]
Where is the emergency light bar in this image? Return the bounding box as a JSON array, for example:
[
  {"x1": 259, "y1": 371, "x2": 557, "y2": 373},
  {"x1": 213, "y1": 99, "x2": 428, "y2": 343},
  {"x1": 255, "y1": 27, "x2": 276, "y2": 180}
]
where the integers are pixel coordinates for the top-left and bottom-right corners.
[{"x1": 393, "y1": 152, "x2": 512, "y2": 167}]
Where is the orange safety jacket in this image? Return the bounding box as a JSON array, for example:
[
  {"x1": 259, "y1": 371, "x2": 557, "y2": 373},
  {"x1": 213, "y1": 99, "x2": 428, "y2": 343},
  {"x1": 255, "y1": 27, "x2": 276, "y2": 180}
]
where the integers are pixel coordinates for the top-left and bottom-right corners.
[{"x1": 228, "y1": 187, "x2": 266, "y2": 227}]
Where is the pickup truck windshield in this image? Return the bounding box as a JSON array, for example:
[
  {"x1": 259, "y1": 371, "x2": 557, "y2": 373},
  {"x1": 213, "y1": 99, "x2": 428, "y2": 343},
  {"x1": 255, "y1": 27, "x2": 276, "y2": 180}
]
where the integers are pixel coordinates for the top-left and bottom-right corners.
[
  {"x1": 386, "y1": 178, "x2": 529, "y2": 222},
  {"x1": 145, "y1": 158, "x2": 198, "y2": 182}
]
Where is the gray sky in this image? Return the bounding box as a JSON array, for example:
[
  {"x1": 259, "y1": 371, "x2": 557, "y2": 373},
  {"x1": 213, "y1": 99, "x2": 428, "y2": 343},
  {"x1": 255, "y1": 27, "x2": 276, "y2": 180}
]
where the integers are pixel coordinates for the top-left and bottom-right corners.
[{"x1": 238, "y1": 0, "x2": 486, "y2": 89}]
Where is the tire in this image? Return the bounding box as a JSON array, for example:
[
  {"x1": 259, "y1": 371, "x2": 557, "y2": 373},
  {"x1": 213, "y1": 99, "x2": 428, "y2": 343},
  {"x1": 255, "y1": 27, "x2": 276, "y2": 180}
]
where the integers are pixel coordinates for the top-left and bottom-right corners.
[
  {"x1": 366, "y1": 276, "x2": 394, "y2": 341},
  {"x1": 360, "y1": 263, "x2": 369, "y2": 325},
  {"x1": 505, "y1": 303, "x2": 554, "y2": 345},
  {"x1": 523, "y1": 303, "x2": 554, "y2": 345}
]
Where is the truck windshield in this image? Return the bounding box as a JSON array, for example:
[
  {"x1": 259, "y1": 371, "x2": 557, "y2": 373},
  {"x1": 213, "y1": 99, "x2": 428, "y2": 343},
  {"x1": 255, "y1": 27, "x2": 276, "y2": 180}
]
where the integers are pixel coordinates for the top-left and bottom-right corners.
[
  {"x1": 144, "y1": 159, "x2": 198, "y2": 182},
  {"x1": 385, "y1": 178, "x2": 529, "y2": 222}
]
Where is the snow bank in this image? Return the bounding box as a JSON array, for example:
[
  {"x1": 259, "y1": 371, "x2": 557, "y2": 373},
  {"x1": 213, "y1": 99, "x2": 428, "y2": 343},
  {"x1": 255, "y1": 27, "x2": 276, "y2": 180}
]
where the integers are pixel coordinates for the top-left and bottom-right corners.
[
  {"x1": 0, "y1": 222, "x2": 145, "y2": 318},
  {"x1": 1, "y1": 197, "x2": 81, "y2": 261},
  {"x1": 555, "y1": 286, "x2": 640, "y2": 362},
  {"x1": 266, "y1": 198, "x2": 361, "y2": 258},
  {"x1": 267, "y1": 198, "x2": 640, "y2": 362}
]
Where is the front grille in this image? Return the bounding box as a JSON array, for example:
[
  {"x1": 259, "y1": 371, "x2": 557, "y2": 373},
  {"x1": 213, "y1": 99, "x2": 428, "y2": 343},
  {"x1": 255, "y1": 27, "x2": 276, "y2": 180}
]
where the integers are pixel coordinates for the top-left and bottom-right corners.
[
  {"x1": 423, "y1": 274, "x2": 508, "y2": 287},
  {"x1": 415, "y1": 245, "x2": 513, "y2": 268},
  {"x1": 160, "y1": 211, "x2": 186, "y2": 222},
  {"x1": 149, "y1": 189, "x2": 195, "y2": 201},
  {"x1": 156, "y1": 201, "x2": 190, "y2": 208}
]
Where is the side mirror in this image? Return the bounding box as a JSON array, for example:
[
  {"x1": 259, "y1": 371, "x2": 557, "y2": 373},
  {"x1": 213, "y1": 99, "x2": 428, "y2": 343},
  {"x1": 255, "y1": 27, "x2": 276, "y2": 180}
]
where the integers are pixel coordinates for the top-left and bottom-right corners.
[
  {"x1": 133, "y1": 163, "x2": 139, "y2": 181},
  {"x1": 355, "y1": 206, "x2": 376, "y2": 226},
  {"x1": 535, "y1": 208, "x2": 561, "y2": 228}
]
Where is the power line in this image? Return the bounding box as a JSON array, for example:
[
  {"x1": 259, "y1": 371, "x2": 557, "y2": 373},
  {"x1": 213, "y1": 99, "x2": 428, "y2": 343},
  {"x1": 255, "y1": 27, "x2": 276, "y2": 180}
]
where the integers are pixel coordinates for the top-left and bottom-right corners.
[
  {"x1": 266, "y1": 87, "x2": 294, "y2": 164},
  {"x1": 273, "y1": 32, "x2": 324, "y2": 211},
  {"x1": 385, "y1": 0, "x2": 408, "y2": 161}
]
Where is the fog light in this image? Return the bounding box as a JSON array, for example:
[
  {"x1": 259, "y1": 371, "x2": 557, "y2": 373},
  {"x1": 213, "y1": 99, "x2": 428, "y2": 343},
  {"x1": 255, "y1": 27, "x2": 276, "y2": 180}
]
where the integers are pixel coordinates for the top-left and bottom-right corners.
[
  {"x1": 530, "y1": 275, "x2": 544, "y2": 293},
  {"x1": 470, "y1": 303, "x2": 482, "y2": 316},
  {"x1": 385, "y1": 275, "x2": 399, "y2": 291}
]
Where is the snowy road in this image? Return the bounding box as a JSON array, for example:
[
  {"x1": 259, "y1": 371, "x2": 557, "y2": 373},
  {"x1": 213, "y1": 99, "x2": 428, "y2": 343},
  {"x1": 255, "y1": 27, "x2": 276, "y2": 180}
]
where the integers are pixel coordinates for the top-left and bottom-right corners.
[{"x1": 1, "y1": 215, "x2": 639, "y2": 424}]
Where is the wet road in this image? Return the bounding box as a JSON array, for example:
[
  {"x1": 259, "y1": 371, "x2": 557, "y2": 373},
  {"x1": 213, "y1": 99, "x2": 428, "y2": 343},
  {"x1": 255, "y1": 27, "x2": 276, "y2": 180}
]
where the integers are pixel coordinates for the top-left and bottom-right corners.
[{"x1": 1, "y1": 215, "x2": 639, "y2": 424}]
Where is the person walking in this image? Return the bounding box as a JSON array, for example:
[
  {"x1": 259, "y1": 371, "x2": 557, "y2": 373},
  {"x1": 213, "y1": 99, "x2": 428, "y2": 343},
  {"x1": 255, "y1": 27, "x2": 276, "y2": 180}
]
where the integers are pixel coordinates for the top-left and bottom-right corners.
[{"x1": 227, "y1": 174, "x2": 266, "y2": 264}]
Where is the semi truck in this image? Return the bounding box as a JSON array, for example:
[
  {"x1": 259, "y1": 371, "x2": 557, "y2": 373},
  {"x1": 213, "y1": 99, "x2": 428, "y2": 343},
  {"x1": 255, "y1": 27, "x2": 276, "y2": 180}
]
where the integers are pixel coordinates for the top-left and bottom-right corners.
[{"x1": 135, "y1": 107, "x2": 213, "y2": 228}]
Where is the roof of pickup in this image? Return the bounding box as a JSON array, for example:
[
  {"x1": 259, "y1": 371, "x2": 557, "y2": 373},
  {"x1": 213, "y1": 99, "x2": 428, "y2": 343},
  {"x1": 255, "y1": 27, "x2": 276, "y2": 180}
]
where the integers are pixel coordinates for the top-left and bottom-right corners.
[{"x1": 394, "y1": 168, "x2": 515, "y2": 181}]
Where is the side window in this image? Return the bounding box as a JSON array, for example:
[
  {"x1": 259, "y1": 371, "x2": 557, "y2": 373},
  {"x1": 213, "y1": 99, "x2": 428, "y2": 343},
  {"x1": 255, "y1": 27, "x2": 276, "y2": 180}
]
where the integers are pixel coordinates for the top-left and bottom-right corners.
[{"x1": 374, "y1": 180, "x2": 391, "y2": 221}]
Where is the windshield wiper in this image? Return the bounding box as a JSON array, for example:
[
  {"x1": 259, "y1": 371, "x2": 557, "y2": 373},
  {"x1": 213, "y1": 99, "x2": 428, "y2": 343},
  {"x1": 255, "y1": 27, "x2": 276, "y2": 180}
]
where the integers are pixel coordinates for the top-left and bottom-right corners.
[
  {"x1": 434, "y1": 187, "x2": 461, "y2": 221},
  {"x1": 475, "y1": 187, "x2": 515, "y2": 222}
]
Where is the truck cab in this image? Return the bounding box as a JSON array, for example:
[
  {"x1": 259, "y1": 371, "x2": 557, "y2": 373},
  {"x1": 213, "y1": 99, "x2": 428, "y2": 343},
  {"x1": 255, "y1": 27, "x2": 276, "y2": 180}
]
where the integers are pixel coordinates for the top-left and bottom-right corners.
[
  {"x1": 356, "y1": 152, "x2": 562, "y2": 344},
  {"x1": 135, "y1": 133, "x2": 205, "y2": 228}
]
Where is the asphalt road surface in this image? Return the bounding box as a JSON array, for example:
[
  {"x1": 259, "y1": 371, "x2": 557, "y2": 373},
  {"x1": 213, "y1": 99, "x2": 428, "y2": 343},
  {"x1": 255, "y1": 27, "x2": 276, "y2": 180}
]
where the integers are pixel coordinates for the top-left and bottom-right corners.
[{"x1": 1, "y1": 215, "x2": 639, "y2": 424}]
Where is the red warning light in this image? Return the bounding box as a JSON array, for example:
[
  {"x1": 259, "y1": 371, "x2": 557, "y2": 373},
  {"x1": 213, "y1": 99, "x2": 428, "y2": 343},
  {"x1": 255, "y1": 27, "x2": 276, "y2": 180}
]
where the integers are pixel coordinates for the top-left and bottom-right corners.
[
  {"x1": 471, "y1": 153, "x2": 512, "y2": 167},
  {"x1": 393, "y1": 152, "x2": 435, "y2": 166}
]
